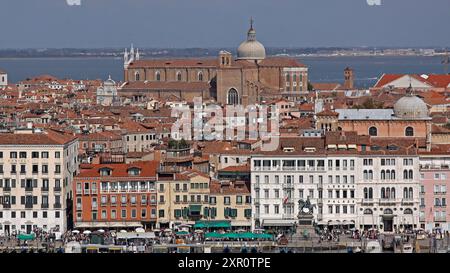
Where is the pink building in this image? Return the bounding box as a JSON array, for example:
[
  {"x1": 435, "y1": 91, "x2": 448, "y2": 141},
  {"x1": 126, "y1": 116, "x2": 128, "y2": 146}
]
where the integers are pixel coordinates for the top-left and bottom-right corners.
[{"x1": 419, "y1": 151, "x2": 450, "y2": 231}]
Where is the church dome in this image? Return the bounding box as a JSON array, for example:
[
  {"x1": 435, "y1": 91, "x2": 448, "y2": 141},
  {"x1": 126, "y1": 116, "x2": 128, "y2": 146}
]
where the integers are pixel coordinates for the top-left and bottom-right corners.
[
  {"x1": 393, "y1": 94, "x2": 429, "y2": 119},
  {"x1": 104, "y1": 75, "x2": 116, "y2": 86},
  {"x1": 237, "y1": 19, "x2": 266, "y2": 61}
]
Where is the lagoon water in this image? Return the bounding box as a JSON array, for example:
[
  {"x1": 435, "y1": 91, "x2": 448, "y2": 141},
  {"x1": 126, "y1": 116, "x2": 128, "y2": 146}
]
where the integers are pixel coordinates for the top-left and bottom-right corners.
[{"x1": 0, "y1": 55, "x2": 446, "y2": 88}]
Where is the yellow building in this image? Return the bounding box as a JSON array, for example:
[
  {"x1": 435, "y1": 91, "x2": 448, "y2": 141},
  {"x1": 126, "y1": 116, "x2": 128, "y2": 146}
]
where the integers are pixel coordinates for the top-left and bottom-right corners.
[
  {"x1": 207, "y1": 180, "x2": 252, "y2": 229},
  {"x1": 156, "y1": 170, "x2": 210, "y2": 228}
]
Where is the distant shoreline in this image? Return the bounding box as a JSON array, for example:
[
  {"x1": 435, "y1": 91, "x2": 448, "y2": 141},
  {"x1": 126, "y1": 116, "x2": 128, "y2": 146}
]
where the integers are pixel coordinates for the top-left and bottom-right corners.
[{"x1": 0, "y1": 55, "x2": 444, "y2": 60}]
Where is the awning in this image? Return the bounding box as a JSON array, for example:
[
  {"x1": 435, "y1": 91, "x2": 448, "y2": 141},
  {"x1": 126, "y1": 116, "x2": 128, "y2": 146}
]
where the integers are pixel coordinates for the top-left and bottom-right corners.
[
  {"x1": 262, "y1": 219, "x2": 296, "y2": 227},
  {"x1": 338, "y1": 144, "x2": 347, "y2": 149},
  {"x1": 348, "y1": 144, "x2": 357, "y2": 149},
  {"x1": 327, "y1": 144, "x2": 337, "y2": 149},
  {"x1": 194, "y1": 220, "x2": 231, "y2": 229},
  {"x1": 18, "y1": 233, "x2": 36, "y2": 240}
]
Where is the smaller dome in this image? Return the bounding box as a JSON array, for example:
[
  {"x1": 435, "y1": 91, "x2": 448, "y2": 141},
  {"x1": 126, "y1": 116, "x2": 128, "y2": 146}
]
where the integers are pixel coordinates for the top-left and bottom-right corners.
[
  {"x1": 104, "y1": 75, "x2": 116, "y2": 86},
  {"x1": 393, "y1": 94, "x2": 428, "y2": 119}
]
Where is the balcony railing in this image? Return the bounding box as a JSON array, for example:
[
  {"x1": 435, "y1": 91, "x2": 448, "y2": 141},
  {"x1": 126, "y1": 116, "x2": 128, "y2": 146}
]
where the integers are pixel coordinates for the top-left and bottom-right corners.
[
  {"x1": 3, "y1": 187, "x2": 11, "y2": 192},
  {"x1": 54, "y1": 203, "x2": 62, "y2": 209},
  {"x1": 434, "y1": 217, "x2": 447, "y2": 222},
  {"x1": 402, "y1": 198, "x2": 415, "y2": 205},
  {"x1": 282, "y1": 183, "x2": 294, "y2": 189},
  {"x1": 41, "y1": 187, "x2": 49, "y2": 192},
  {"x1": 25, "y1": 203, "x2": 33, "y2": 209},
  {"x1": 54, "y1": 187, "x2": 62, "y2": 192},
  {"x1": 41, "y1": 203, "x2": 49, "y2": 209},
  {"x1": 3, "y1": 204, "x2": 11, "y2": 209},
  {"x1": 25, "y1": 187, "x2": 34, "y2": 192},
  {"x1": 361, "y1": 198, "x2": 375, "y2": 205},
  {"x1": 379, "y1": 198, "x2": 398, "y2": 205}
]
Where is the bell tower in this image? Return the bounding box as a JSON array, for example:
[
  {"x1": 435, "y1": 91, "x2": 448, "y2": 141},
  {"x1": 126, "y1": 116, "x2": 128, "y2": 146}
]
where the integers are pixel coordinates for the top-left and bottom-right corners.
[{"x1": 344, "y1": 67, "x2": 354, "y2": 89}]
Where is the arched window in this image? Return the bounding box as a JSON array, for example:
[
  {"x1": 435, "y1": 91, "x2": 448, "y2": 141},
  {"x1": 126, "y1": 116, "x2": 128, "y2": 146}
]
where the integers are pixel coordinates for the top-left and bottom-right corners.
[
  {"x1": 369, "y1": 127, "x2": 378, "y2": 136},
  {"x1": 227, "y1": 88, "x2": 239, "y2": 105},
  {"x1": 364, "y1": 188, "x2": 368, "y2": 199},
  {"x1": 155, "y1": 71, "x2": 161, "y2": 81},
  {"x1": 369, "y1": 188, "x2": 373, "y2": 199},
  {"x1": 403, "y1": 170, "x2": 408, "y2": 180},
  {"x1": 391, "y1": 170, "x2": 396, "y2": 180},
  {"x1": 408, "y1": 170, "x2": 413, "y2": 180},
  {"x1": 383, "y1": 208, "x2": 393, "y2": 215},
  {"x1": 391, "y1": 187, "x2": 396, "y2": 199},
  {"x1": 405, "y1": 126, "x2": 414, "y2": 137},
  {"x1": 386, "y1": 187, "x2": 391, "y2": 199},
  {"x1": 386, "y1": 170, "x2": 391, "y2": 180},
  {"x1": 198, "y1": 71, "x2": 204, "y2": 82},
  {"x1": 364, "y1": 171, "x2": 368, "y2": 180},
  {"x1": 135, "y1": 72, "x2": 140, "y2": 81},
  {"x1": 408, "y1": 187, "x2": 413, "y2": 199},
  {"x1": 381, "y1": 188, "x2": 386, "y2": 199},
  {"x1": 286, "y1": 73, "x2": 290, "y2": 83},
  {"x1": 403, "y1": 187, "x2": 408, "y2": 198},
  {"x1": 369, "y1": 170, "x2": 373, "y2": 180},
  {"x1": 381, "y1": 170, "x2": 385, "y2": 180},
  {"x1": 293, "y1": 74, "x2": 297, "y2": 82},
  {"x1": 176, "y1": 71, "x2": 182, "y2": 81},
  {"x1": 404, "y1": 208, "x2": 413, "y2": 214},
  {"x1": 363, "y1": 209, "x2": 373, "y2": 215}
]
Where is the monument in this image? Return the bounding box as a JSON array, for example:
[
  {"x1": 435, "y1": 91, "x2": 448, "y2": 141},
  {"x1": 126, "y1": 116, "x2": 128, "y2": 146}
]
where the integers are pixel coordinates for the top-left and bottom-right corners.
[{"x1": 293, "y1": 197, "x2": 319, "y2": 240}]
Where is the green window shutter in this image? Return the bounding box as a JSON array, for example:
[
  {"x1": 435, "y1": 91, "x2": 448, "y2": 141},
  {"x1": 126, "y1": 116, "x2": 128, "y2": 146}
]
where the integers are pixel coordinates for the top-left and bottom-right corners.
[
  {"x1": 232, "y1": 209, "x2": 238, "y2": 218},
  {"x1": 224, "y1": 208, "x2": 228, "y2": 218},
  {"x1": 211, "y1": 208, "x2": 217, "y2": 219},
  {"x1": 175, "y1": 209, "x2": 181, "y2": 218},
  {"x1": 245, "y1": 209, "x2": 252, "y2": 218},
  {"x1": 203, "y1": 207, "x2": 209, "y2": 217}
]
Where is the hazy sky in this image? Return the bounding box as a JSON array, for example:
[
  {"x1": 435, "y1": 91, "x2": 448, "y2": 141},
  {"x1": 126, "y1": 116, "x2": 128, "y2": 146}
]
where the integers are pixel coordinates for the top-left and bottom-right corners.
[{"x1": 1, "y1": 0, "x2": 450, "y2": 49}]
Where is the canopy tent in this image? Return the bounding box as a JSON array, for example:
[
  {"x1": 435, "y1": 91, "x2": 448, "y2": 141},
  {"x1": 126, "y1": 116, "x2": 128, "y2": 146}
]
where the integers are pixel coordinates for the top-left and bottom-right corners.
[
  {"x1": 194, "y1": 220, "x2": 231, "y2": 229},
  {"x1": 18, "y1": 233, "x2": 35, "y2": 240}
]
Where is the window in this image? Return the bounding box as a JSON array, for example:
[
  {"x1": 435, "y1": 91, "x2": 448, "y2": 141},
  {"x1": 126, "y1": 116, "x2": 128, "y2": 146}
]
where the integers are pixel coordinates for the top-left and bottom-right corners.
[
  {"x1": 121, "y1": 209, "x2": 127, "y2": 218},
  {"x1": 405, "y1": 127, "x2": 414, "y2": 137},
  {"x1": 176, "y1": 71, "x2": 182, "y2": 81},
  {"x1": 155, "y1": 71, "x2": 161, "y2": 81},
  {"x1": 198, "y1": 71, "x2": 203, "y2": 81},
  {"x1": 369, "y1": 127, "x2": 378, "y2": 136},
  {"x1": 135, "y1": 72, "x2": 140, "y2": 81},
  {"x1": 227, "y1": 88, "x2": 239, "y2": 105}
]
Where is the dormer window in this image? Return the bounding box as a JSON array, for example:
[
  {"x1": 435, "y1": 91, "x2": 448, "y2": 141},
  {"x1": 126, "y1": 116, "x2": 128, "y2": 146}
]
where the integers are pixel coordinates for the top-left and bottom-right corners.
[
  {"x1": 304, "y1": 147, "x2": 316, "y2": 153},
  {"x1": 283, "y1": 147, "x2": 295, "y2": 153},
  {"x1": 128, "y1": 167, "x2": 141, "y2": 176},
  {"x1": 99, "y1": 168, "x2": 112, "y2": 176}
]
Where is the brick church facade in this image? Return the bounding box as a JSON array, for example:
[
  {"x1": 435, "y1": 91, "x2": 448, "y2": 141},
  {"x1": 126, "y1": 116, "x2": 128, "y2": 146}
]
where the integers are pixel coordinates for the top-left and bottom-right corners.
[{"x1": 120, "y1": 20, "x2": 309, "y2": 106}]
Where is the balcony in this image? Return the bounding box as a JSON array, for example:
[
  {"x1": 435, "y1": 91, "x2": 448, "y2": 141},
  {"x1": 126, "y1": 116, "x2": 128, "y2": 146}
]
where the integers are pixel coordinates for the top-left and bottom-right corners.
[
  {"x1": 379, "y1": 198, "x2": 397, "y2": 205},
  {"x1": 25, "y1": 187, "x2": 34, "y2": 192},
  {"x1": 282, "y1": 166, "x2": 296, "y2": 171},
  {"x1": 361, "y1": 199, "x2": 375, "y2": 205},
  {"x1": 3, "y1": 187, "x2": 11, "y2": 192},
  {"x1": 282, "y1": 214, "x2": 295, "y2": 220},
  {"x1": 76, "y1": 204, "x2": 82, "y2": 210},
  {"x1": 3, "y1": 203, "x2": 11, "y2": 209},
  {"x1": 41, "y1": 203, "x2": 49, "y2": 209},
  {"x1": 41, "y1": 187, "x2": 49, "y2": 192},
  {"x1": 54, "y1": 203, "x2": 62, "y2": 209},
  {"x1": 282, "y1": 183, "x2": 294, "y2": 189},
  {"x1": 318, "y1": 182, "x2": 323, "y2": 190},
  {"x1": 25, "y1": 203, "x2": 33, "y2": 209},
  {"x1": 401, "y1": 198, "x2": 415, "y2": 205},
  {"x1": 434, "y1": 217, "x2": 447, "y2": 222}
]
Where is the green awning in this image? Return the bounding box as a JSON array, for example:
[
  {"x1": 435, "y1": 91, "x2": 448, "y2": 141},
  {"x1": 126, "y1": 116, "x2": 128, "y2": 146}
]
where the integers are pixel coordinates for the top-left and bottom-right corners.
[
  {"x1": 18, "y1": 233, "x2": 36, "y2": 240},
  {"x1": 205, "y1": 232, "x2": 223, "y2": 238},
  {"x1": 204, "y1": 232, "x2": 273, "y2": 240},
  {"x1": 176, "y1": 231, "x2": 190, "y2": 236},
  {"x1": 194, "y1": 220, "x2": 231, "y2": 229},
  {"x1": 189, "y1": 205, "x2": 202, "y2": 212}
]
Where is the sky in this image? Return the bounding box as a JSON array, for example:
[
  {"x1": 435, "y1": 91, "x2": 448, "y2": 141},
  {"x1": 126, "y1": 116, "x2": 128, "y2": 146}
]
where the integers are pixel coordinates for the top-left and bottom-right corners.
[{"x1": 0, "y1": 0, "x2": 449, "y2": 49}]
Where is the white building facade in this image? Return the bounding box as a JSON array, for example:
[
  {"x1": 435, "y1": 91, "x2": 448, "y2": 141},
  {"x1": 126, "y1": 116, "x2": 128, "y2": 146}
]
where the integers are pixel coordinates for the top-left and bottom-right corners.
[
  {"x1": 251, "y1": 149, "x2": 420, "y2": 232},
  {"x1": 0, "y1": 130, "x2": 79, "y2": 235}
]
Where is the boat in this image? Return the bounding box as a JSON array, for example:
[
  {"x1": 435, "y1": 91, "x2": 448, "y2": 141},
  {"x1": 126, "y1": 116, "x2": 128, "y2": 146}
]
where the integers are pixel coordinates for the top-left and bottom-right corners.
[{"x1": 365, "y1": 240, "x2": 382, "y2": 253}]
